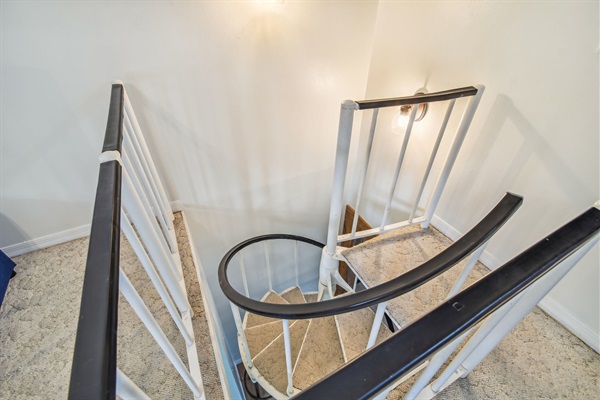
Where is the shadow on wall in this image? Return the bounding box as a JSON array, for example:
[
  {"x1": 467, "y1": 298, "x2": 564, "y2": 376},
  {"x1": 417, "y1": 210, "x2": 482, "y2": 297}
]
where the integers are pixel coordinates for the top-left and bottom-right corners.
[
  {"x1": 0, "y1": 214, "x2": 30, "y2": 249},
  {"x1": 443, "y1": 94, "x2": 593, "y2": 230}
]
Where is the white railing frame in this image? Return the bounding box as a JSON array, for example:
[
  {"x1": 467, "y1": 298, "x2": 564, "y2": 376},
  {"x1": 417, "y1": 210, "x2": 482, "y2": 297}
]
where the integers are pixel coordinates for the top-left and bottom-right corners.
[
  {"x1": 328, "y1": 86, "x2": 485, "y2": 252},
  {"x1": 111, "y1": 82, "x2": 205, "y2": 399},
  {"x1": 319, "y1": 87, "x2": 484, "y2": 297},
  {"x1": 402, "y1": 232, "x2": 600, "y2": 399}
]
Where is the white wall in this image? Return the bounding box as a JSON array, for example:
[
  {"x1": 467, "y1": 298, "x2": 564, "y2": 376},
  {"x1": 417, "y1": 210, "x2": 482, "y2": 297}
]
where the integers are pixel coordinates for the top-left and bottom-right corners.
[
  {"x1": 361, "y1": 1, "x2": 599, "y2": 349},
  {"x1": 1, "y1": 1, "x2": 378, "y2": 358},
  {"x1": 2, "y1": 0, "x2": 598, "y2": 365}
]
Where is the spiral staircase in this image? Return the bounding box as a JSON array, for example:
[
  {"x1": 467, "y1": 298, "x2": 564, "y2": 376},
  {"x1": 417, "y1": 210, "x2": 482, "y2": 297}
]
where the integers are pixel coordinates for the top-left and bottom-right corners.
[
  {"x1": 240, "y1": 286, "x2": 393, "y2": 397},
  {"x1": 219, "y1": 85, "x2": 600, "y2": 399}
]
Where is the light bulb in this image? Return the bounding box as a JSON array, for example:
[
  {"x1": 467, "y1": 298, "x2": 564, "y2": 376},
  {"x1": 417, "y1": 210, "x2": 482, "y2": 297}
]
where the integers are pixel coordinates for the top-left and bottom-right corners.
[{"x1": 391, "y1": 105, "x2": 412, "y2": 135}]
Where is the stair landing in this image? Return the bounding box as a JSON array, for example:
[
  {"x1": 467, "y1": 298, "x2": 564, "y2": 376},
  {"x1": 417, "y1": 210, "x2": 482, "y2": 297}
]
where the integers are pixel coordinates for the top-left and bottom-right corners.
[{"x1": 341, "y1": 225, "x2": 488, "y2": 327}]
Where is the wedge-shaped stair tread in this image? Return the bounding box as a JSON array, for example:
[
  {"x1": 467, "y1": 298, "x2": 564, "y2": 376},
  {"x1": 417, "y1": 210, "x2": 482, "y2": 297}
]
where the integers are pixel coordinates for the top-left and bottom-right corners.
[
  {"x1": 303, "y1": 293, "x2": 318, "y2": 303},
  {"x1": 245, "y1": 320, "x2": 283, "y2": 358},
  {"x1": 293, "y1": 316, "x2": 344, "y2": 390},
  {"x1": 252, "y1": 320, "x2": 311, "y2": 395},
  {"x1": 342, "y1": 225, "x2": 486, "y2": 327},
  {"x1": 336, "y1": 307, "x2": 393, "y2": 362},
  {"x1": 280, "y1": 286, "x2": 306, "y2": 304},
  {"x1": 245, "y1": 291, "x2": 288, "y2": 329}
]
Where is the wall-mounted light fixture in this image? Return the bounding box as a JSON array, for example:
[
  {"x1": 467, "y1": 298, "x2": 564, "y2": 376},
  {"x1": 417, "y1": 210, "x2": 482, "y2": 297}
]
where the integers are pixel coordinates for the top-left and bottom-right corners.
[{"x1": 391, "y1": 90, "x2": 428, "y2": 135}]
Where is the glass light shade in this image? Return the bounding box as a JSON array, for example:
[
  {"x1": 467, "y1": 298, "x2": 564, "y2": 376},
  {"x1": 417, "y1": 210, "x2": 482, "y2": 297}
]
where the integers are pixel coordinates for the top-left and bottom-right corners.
[{"x1": 391, "y1": 106, "x2": 411, "y2": 135}]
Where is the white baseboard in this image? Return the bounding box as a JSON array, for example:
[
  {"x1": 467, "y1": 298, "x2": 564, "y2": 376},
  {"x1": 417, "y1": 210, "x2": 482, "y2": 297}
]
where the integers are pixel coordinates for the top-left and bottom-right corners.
[
  {"x1": 1, "y1": 224, "x2": 91, "y2": 258},
  {"x1": 430, "y1": 213, "x2": 600, "y2": 354},
  {"x1": 431, "y1": 214, "x2": 503, "y2": 270},
  {"x1": 170, "y1": 200, "x2": 184, "y2": 212},
  {"x1": 538, "y1": 297, "x2": 600, "y2": 353},
  {"x1": 1, "y1": 200, "x2": 185, "y2": 258}
]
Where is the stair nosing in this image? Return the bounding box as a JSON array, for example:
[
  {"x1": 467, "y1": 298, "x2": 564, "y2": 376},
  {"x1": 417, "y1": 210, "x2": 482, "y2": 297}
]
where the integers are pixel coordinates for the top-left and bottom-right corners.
[{"x1": 291, "y1": 318, "x2": 312, "y2": 376}]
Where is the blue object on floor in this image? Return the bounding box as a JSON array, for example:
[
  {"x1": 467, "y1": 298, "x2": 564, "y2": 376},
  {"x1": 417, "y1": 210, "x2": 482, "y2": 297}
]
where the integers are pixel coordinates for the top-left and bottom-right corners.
[{"x1": 0, "y1": 249, "x2": 16, "y2": 307}]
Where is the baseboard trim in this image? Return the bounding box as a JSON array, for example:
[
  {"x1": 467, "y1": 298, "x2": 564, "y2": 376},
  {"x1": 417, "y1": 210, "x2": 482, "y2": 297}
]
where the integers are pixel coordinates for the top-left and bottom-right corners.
[
  {"x1": 538, "y1": 297, "x2": 600, "y2": 353},
  {"x1": 1, "y1": 201, "x2": 185, "y2": 258},
  {"x1": 431, "y1": 214, "x2": 502, "y2": 270},
  {"x1": 431, "y1": 213, "x2": 600, "y2": 354},
  {"x1": 1, "y1": 224, "x2": 91, "y2": 258},
  {"x1": 170, "y1": 200, "x2": 184, "y2": 212}
]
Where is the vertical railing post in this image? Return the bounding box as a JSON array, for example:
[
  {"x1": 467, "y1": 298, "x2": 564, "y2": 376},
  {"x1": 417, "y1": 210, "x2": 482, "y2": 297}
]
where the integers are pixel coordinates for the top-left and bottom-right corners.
[
  {"x1": 366, "y1": 302, "x2": 388, "y2": 350},
  {"x1": 319, "y1": 100, "x2": 358, "y2": 298},
  {"x1": 116, "y1": 369, "x2": 150, "y2": 400},
  {"x1": 239, "y1": 252, "x2": 250, "y2": 298},
  {"x1": 423, "y1": 85, "x2": 485, "y2": 228},
  {"x1": 119, "y1": 271, "x2": 204, "y2": 399},
  {"x1": 294, "y1": 241, "x2": 300, "y2": 288},
  {"x1": 445, "y1": 241, "x2": 488, "y2": 299},
  {"x1": 351, "y1": 108, "x2": 379, "y2": 237},
  {"x1": 380, "y1": 104, "x2": 419, "y2": 229},
  {"x1": 264, "y1": 241, "x2": 273, "y2": 292},
  {"x1": 409, "y1": 99, "x2": 455, "y2": 222},
  {"x1": 121, "y1": 168, "x2": 191, "y2": 314},
  {"x1": 121, "y1": 87, "x2": 174, "y2": 231},
  {"x1": 231, "y1": 304, "x2": 253, "y2": 368},
  {"x1": 121, "y1": 213, "x2": 193, "y2": 346},
  {"x1": 282, "y1": 319, "x2": 294, "y2": 396},
  {"x1": 456, "y1": 234, "x2": 598, "y2": 378}
]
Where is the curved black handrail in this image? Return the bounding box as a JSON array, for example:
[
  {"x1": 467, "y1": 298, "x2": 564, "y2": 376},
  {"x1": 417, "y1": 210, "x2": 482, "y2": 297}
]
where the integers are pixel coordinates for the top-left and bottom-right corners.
[
  {"x1": 69, "y1": 83, "x2": 124, "y2": 400},
  {"x1": 295, "y1": 205, "x2": 600, "y2": 399},
  {"x1": 219, "y1": 192, "x2": 523, "y2": 320},
  {"x1": 356, "y1": 86, "x2": 478, "y2": 110}
]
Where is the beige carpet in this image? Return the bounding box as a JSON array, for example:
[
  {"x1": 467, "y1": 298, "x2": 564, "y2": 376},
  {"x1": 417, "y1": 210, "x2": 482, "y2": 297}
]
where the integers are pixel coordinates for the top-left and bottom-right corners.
[
  {"x1": 0, "y1": 212, "x2": 223, "y2": 400},
  {"x1": 343, "y1": 225, "x2": 600, "y2": 399}
]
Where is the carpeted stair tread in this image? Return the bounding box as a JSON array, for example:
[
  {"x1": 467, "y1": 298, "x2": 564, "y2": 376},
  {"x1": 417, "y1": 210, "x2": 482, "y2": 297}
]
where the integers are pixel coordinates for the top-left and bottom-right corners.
[
  {"x1": 293, "y1": 316, "x2": 345, "y2": 390},
  {"x1": 252, "y1": 320, "x2": 311, "y2": 395},
  {"x1": 280, "y1": 286, "x2": 307, "y2": 304},
  {"x1": 303, "y1": 293, "x2": 318, "y2": 303},
  {"x1": 245, "y1": 291, "x2": 289, "y2": 329},
  {"x1": 244, "y1": 320, "x2": 284, "y2": 358},
  {"x1": 335, "y1": 307, "x2": 393, "y2": 362},
  {"x1": 341, "y1": 225, "x2": 487, "y2": 327}
]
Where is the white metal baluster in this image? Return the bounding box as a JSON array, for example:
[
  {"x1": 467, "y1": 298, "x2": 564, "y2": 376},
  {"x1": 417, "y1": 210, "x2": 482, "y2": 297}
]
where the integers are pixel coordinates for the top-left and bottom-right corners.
[
  {"x1": 319, "y1": 100, "x2": 358, "y2": 301},
  {"x1": 457, "y1": 234, "x2": 599, "y2": 377},
  {"x1": 445, "y1": 241, "x2": 488, "y2": 299},
  {"x1": 351, "y1": 108, "x2": 379, "y2": 238},
  {"x1": 294, "y1": 241, "x2": 299, "y2": 288},
  {"x1": 427, "y1": 293, "x2": 523, "y2": 396},
  {"x1": 123, "y1": 117, "x2": 177, "y2": 253},
  {"x1": 264, "y1": 241, "x2": 273, "y2": 292},
  {"x1": 121, "y1": 213, "x2": 193, "y2": 345},
  {"x1": 423, "y1": 85, "x2": 485, "y2": 228},
  {"x1": 409, "y1": 100, "x2": 455, "y2": 222},
  {"x1": 231, "y1": 303, "x2": 253, "y2": 368},
  {"x1": 116, "y1": 368, "x2": 150, "y2": 400},
  {"x1": 353, "y1": 274, "x2": 359, "y2": 292},
  {"x1": 121, "y1": 170, "x2": 190, "y2": 313},
  {"x1": 119, "y1": 270, "x2": 204, "y2": 399},
  {"x1": 325, "y1": 100, "x2": 358, "y2": 255},
  {"x1": 239, "y1": 251, "x2": 250, "y2": 298},
  {"x1": 123, "y1": 113, "x2": 178, "y2": 255},
  {"x1": 121, "y1": 139, "x2": 154, "y2": 220},
  {"x1": 122, "y1": 151, "x2": 181, "y2": 280},
  {"x1": 432, "y1": 234, "x2": 599, "y2": 396},
  {"x1": 282, "y1": 319, "x2": 294, "y2": 396},
  {"x1": 380, "y1": 104, "x2": 419, "y2": 230},
  {"x1": 366, "y1": 301, "x2": 388, "y2": 349},
  {"x1": 404, "y1": 331, "x2": 470, "y2": 400},
  {"x1": 122, "y1": 89, "x2": 174, "y2": 231}
]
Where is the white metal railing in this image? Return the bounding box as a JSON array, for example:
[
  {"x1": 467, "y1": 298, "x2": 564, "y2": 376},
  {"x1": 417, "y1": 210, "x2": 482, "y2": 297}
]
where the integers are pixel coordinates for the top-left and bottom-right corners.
[
  {"x1": 220, "y1": 193, "x2": 523, "y2": 399},
  {"x1": 113, "y1": 82, "x2": 205, "y2": 399},
  {"x1": 319, "y1": 86, "x2": 485, "y2": 299}
]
